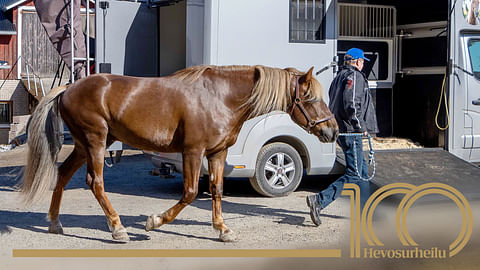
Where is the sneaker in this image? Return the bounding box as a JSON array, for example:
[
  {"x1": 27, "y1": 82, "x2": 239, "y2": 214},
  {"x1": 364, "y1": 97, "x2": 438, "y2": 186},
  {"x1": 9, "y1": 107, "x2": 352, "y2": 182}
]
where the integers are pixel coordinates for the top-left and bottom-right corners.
[{"x1": 306, "y1": 194, "x2": 322, "y2": 226}]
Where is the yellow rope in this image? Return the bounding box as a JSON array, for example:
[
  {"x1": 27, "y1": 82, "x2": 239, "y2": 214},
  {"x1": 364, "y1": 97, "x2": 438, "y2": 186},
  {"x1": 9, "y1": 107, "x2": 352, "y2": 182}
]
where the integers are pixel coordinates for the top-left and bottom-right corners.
[{"x1": 435, "y1": 74, "x2": 450, "y2": 130}]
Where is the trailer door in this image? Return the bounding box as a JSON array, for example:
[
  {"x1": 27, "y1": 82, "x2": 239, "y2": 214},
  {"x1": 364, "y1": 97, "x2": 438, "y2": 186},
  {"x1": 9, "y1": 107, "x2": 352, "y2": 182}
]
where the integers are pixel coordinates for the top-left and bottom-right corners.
[
  {"x1": 461, "y1": 35, "x2": 480, "y2": 154},
  {"x1": 449, "y1": 0, "x2": 480, "y2": 162},
  {"x1": 95, "y1": 0, "x2": 158, "y2": 76}
]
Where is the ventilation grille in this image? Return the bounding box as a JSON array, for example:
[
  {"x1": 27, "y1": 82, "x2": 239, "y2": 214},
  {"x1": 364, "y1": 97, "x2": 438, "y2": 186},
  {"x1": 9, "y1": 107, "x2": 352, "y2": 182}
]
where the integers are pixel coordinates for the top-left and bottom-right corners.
[{"x1": 339, "y1": 3, "x2": 396, "y2": 39}]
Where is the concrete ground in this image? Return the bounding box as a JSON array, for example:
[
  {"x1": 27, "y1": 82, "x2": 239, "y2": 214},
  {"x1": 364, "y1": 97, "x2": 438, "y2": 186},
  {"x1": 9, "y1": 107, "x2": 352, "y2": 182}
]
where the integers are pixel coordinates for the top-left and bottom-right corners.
[{"x1": 0, "y1": 144, "x2": 351, "y2": 269}]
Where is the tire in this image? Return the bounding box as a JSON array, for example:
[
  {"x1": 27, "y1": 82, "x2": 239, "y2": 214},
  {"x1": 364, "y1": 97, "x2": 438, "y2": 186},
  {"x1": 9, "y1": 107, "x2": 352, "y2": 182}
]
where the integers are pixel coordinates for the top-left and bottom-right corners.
[{"x1": 249, "y1": 142, "x2": 303, "y2": 197}]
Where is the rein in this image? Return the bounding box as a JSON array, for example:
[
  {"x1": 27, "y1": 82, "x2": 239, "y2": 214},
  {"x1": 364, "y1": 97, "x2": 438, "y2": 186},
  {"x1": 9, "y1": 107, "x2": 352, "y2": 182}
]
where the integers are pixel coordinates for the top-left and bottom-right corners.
[{"x1": 290, "y1": 75, "x2": 334, "y2": 133}]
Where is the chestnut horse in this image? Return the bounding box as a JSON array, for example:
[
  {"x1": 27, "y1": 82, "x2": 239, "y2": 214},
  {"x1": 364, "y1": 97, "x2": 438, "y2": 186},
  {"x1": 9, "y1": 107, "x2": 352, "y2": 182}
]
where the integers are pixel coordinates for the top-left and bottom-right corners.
[{"x1": 21, "y1": 65, "x2": 338, "y2": 242}]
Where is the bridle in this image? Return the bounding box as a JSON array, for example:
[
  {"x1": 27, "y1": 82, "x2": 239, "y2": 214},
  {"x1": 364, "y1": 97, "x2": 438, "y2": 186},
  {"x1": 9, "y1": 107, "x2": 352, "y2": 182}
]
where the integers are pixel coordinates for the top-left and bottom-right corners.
[{"x1": 290, "y1": 75, "x2": 334, "y2": 133}]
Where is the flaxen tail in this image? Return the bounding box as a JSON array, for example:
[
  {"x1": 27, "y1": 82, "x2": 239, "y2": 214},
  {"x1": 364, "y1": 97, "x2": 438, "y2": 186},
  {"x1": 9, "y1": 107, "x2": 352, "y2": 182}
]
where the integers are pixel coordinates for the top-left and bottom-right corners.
[{"x1": 21, "y1": 85, "x2": 68, "y2": 205}]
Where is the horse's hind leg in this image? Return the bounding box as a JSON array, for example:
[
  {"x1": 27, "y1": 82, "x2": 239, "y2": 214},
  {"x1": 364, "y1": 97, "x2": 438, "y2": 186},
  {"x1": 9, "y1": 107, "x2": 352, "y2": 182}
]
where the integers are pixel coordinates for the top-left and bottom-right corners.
[
  {"x1": 48, "y1": 145, "x2": 86, "y2": 234},
  {"x1": 207, "y1": 150, "x2": 236, "y2": 242},
  {"x1": 84, "y1": 134, "x2": 130, "y2": 242},
  {"x1": 146, "y1": 150, "x2": 203, "y2": 232}
]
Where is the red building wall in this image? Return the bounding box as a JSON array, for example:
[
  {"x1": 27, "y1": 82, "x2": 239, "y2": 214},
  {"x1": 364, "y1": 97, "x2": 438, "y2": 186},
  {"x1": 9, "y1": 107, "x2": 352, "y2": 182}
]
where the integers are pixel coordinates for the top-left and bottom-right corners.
[
  {"x1": 0, "y1": 7, "x2": 18, "y2": 80},
  {"x1": 0, "y1": 1, "x2": 38, "y2": 80}
]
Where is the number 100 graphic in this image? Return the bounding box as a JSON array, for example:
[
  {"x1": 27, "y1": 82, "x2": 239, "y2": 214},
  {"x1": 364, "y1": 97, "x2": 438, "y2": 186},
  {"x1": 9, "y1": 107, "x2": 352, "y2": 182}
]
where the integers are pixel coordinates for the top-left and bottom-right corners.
[{"x1": 341, "y1": 183, "x2": 474, "y2": 258}]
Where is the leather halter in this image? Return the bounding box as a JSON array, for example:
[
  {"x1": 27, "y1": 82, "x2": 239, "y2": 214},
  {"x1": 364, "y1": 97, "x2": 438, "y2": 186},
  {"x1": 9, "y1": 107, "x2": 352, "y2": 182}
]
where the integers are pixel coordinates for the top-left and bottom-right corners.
[{"x1": 290, "y1": 75, "x2": 334, "y2": 133}]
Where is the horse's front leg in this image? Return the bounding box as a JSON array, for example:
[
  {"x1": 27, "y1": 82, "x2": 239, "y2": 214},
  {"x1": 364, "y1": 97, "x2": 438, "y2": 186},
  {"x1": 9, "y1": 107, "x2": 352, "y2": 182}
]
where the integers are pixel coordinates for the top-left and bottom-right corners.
[
  {"x1": 145, "y1": 149, "x2": 204, "y2": 231},
  {"x1": 207, "y1": 150, "x2": 237, "y2": 242}
]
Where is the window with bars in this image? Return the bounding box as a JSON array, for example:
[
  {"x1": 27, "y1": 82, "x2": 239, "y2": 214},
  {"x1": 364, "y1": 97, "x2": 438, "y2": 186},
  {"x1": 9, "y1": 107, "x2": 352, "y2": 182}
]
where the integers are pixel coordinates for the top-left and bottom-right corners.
[
  {"x1": 289, "y1": 0, "x2": 325, "y2": 43},
  {"x1": 0, "y1": 101, "x2": 13, "y2": 125}
]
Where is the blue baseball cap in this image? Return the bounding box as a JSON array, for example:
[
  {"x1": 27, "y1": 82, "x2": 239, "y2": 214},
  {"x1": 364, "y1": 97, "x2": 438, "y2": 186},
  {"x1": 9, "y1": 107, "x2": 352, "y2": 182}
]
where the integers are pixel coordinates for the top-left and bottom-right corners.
[{"x1": 344, "y1": 48, "x2": 370, "y2": 61}]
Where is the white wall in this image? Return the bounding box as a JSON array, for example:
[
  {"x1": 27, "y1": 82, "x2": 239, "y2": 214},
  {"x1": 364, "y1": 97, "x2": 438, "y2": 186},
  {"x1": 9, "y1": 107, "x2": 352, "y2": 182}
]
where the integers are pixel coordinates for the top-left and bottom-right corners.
[{"x1": 202, "y1": 0, "x2": 337, "y2": 97}]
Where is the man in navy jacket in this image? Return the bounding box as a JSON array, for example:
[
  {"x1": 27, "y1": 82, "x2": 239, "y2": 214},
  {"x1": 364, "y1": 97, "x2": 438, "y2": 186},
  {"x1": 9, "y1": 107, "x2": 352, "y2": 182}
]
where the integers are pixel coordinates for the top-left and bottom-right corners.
[{"x1": 307, "y1": 48, "x2": 379, "y2": 226}]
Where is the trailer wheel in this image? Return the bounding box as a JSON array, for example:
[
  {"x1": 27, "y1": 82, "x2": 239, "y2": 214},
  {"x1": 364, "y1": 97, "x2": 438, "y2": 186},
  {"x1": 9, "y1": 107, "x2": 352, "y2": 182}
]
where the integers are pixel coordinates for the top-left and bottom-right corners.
[{"x1": 249, "y1": 142, "x2": 303, "y2": 197}]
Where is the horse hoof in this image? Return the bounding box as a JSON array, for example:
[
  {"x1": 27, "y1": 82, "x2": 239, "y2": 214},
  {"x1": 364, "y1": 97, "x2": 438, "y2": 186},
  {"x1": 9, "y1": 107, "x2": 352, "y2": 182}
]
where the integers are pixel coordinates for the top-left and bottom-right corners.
[
  {"x1": 145, "y1": 215, "x2": 162, "y2": 231},
  {"x1": 219, "y1": 229, "x2": 237, "y2": 242},
  {"x1": 112, "y1": 228, "x2": 130, "y2": 243},
  {"x1": 48, "y1": 220, "x2": 64, "y2": 234}
]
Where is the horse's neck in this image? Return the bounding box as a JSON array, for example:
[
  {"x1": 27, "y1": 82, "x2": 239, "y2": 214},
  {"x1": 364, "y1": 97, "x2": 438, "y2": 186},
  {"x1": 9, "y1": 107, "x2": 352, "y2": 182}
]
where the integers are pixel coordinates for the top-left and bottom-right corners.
[{"x1": 223, "y1": 70, "x2": 258, "y2": 122}]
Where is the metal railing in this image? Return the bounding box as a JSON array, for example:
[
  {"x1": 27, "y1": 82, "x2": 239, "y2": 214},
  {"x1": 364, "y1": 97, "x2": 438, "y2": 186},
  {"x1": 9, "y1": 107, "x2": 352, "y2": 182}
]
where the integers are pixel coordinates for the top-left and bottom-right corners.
[
  {"x1": 71, "y1": 1, "x2": 95, "y2": 83},
  {"x1": 0, "y1": 55, "x2": 46, "y2": 99},
  {"x1": 22, "y1": 57, "x2": 46, "y2": 98},
  {"x1": 338, "y1": 3, "x2": 396, "y2": 39}
]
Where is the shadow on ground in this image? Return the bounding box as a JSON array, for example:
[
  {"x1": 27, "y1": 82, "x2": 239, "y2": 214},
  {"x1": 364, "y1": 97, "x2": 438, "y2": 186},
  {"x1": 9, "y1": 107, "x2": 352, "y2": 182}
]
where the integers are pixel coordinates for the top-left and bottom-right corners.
[
  {"x1": 0, "y1": 208, "x2": 229, "y2": 243},
  {"x1": 0, "y1": 210, "x2": 150, "y2": 243},
  {"x1": 0, "y1": 152, "x2": 348, "y2": 244},
  {"x1": 0, "y1": 151, "x2": 341, "y2": 203}
]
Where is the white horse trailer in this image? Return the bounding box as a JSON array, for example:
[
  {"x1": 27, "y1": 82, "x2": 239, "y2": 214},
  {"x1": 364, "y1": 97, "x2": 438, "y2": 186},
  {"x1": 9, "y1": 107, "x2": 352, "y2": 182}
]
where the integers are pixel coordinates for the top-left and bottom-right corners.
[
  {"x1": 93, "y1": 0, "x2": 480, "y2": 176},
  {"x1": 449, "y1": 0, "x2": 480, "y2": 162},
  {"x1": 95, "y1": 0, "x2": 337, "y2": 87},
  {"x1": 333, "y1": 0, "x2": 480, "y2": 163}
]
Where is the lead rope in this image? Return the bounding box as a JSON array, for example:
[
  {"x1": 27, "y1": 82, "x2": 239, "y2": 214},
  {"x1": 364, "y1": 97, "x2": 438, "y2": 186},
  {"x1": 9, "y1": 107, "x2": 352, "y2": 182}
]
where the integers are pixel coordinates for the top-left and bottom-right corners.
[{"x1": 338, "y1": 133, "x2": 376, "y2": 181}]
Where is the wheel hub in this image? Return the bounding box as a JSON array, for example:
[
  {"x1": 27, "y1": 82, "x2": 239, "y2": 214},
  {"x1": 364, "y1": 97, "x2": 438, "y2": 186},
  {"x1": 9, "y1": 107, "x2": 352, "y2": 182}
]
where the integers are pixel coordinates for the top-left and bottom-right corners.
[{"x1": 264, "y1": 152, "x2": 296, "y2": 189}]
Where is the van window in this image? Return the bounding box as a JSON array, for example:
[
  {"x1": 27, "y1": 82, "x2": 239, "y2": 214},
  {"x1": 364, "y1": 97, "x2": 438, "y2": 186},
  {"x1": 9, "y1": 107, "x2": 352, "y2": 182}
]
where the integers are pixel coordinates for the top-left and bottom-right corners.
[
  {"x1": 468, "y1": 39, "x2": 480, "y2": 80},
  {"x1": 289, "y1": 0, "x2": 325, "y2": 43}
]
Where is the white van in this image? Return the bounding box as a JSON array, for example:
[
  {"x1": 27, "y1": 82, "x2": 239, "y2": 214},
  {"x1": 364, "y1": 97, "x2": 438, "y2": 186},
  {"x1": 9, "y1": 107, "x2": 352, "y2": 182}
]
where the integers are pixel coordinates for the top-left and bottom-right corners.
[{"x1": 145, "y1": 112, "x2": 339, "y2": 197}]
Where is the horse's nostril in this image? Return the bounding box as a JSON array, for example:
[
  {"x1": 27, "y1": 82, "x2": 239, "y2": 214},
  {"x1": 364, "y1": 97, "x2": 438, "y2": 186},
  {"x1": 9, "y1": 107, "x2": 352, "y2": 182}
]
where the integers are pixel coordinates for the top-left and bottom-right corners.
[
  {"x1": 321, "y1": 127, "x2": 333, "y2": 141},
  {"x1": 321, "y1": 127, "x2": 339, "y2": 142}
]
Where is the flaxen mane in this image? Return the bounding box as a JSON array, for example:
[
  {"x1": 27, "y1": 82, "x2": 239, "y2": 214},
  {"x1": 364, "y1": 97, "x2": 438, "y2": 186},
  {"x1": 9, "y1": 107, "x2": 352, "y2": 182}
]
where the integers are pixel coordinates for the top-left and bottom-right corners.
[
  {"x1": 172, "y1": 65, "x2": 324, "y2": 118},
  {"x1": 171, "y1": 65, "x2": 251, "y2": 82}
]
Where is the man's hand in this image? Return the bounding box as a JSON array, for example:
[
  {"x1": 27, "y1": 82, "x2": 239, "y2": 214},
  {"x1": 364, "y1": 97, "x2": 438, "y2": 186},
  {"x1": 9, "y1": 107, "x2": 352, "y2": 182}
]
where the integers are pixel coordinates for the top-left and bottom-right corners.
[{"x1": 363, "y1": 131, "x2": 368, "y2": 136}]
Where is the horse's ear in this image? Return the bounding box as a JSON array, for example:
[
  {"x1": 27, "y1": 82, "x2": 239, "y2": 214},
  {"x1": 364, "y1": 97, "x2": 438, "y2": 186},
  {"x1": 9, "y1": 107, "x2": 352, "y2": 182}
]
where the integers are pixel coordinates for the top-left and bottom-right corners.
[{"x1": 299, "y1": 66, "x2": 314, "y2": 84}]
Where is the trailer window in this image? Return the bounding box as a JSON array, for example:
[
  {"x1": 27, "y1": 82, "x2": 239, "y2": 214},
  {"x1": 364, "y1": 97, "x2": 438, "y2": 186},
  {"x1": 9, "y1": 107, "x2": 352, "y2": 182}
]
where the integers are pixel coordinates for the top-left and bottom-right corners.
[
  {"x1": 468, "y1": 39, "x2": 480, "y2": 80},
  {"x1": 289, "y1": 0, "x2": 325, "y2": 43}
]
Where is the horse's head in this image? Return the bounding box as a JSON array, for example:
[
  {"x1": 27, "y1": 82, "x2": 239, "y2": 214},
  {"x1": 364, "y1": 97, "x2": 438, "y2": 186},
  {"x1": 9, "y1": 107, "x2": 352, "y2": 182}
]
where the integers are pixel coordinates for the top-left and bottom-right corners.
[{"x1": 286, "y1": 67, "x2": 339, "y2": 143}]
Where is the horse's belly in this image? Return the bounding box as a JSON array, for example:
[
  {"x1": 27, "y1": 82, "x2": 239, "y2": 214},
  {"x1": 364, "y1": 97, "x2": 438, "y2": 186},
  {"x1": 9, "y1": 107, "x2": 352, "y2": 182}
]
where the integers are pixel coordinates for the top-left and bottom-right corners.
[{"x1": 108, "y1": 119, "x2": 180, "y2": 152}]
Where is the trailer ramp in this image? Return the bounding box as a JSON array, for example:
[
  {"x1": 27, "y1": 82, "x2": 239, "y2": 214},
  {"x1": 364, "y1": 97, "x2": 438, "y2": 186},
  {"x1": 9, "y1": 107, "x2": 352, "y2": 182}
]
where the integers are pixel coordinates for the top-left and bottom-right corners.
[{"x1": 336, "y1": 148, "x2": 480, "y2": 200}]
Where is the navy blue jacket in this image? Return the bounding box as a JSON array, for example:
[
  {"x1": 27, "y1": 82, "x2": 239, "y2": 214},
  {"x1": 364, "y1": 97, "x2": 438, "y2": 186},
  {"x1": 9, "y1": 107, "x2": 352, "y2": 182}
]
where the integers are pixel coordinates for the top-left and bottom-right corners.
[{"x1": 328, "y1": 65, "x2": 379, "y2": 134}]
